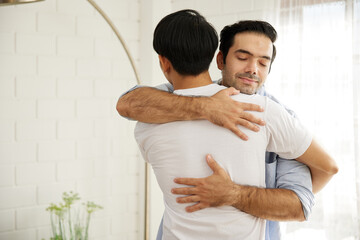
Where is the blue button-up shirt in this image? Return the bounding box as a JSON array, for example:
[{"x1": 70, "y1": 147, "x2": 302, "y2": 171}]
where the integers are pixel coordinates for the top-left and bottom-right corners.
[{"x1": 121, "y1": 82, "x2": 315, "y2": 240}]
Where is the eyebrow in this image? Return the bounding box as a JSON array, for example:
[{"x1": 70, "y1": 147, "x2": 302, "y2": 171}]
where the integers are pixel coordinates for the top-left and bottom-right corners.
[{"x1": 235, "y1": 49, "x2": 271, "y2": 61}]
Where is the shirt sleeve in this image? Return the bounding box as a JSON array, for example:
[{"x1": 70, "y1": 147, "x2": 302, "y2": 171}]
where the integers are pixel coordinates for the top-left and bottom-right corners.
[{"x1": 276, "y1": 157, "x2": 315, "y2": 220}]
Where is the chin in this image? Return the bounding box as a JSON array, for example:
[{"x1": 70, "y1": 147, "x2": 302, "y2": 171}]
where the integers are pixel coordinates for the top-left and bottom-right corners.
[{"x1": 240, "y1": 89, "x2": 255, "y2": 95}]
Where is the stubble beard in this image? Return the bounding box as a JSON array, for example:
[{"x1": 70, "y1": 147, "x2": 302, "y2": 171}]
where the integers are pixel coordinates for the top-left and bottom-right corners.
[
  {"x1": 222, "y1": 72, "x2": 262, "y2": 95},
  {"x1": 229, "y1": 77, "x2": 260, "y2": 95},
  {"x1": 239, "y1": 85, "x2": 257, "y2": 95}
]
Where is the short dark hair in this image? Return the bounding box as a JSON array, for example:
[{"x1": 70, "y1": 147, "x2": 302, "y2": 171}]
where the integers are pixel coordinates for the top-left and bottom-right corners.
[
  {"x1": 153, "y1": 9, "x2": 218, "y2": 75},
  {"x1": 219, "y1": 20, "x2": 277, "y2": 71}
]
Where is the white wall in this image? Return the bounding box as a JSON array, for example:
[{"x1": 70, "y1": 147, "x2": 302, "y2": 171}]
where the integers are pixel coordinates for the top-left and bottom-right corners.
[{"x1": 0, "y1": 0, "x2": 142, "y2": 239}]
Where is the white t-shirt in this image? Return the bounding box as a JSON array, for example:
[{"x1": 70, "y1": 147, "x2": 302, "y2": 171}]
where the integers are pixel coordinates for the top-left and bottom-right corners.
[{"x1": 135, "y1": 84, "x2": 312, "y2": 240}]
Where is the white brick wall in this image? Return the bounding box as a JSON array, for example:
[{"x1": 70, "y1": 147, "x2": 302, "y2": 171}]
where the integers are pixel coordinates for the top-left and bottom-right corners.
[
  {"x1": 38, "y1": 140, "x2": 76, "y2": 162},
  {"x1": 77, "y1": 138, "x2": 111, "y2": 159},
  {"x1": 0, "y1": 0, "x2": 141, "y2": 239},
  {"x1": 0, "y1": 142, "x2": 37, "y2": 164},
  {"x1": 56, "y1": 159, "x2": 94, "y2": 181},
  {"x1": 0, "y1": 210, "x2": 15, "y2": 232},
  {"x1": 16, "y1": 77, "x2": 56, "y2": 98},
  {"x1": 16, "y1": 206, "x2": 50, "y2": 229},
  {"x1": 37, "y1": 13, "x2": 76, "y2": 35},
  {"x1": 0, "y1": 76, "x2": 15, "y2": 98},
  {"x1": 56, "y1": 0, "x2": 95, "y2": 16},
  {"x1": 0, "y1": 229, "x2": 36, "y2": 240},
  {"x1": 57, "y1": 120, "x2": 93, "y2": 139},
  {"x1": 77, "y1": 99, "x2": 111, "y2": 118},
  {"x1": 0, "y1": 55, "x2": 36, "y2": 75},
  {"x1": 16, "y1": 120, "x2": 56, "y2": 140},
  {"x1": 16, "y1": 33, "x2": 55, "y2": 55},
  {"x1": 0, "y1": 33, "x2": 15, "y2": 54},
  {"x1": 57, "y1": 36, "x2": 94, "y2": 57},
  {"x1": 37, "y1": 182, "x2": 76, "y2": 204},
  {"x1": 57, "y1": 78, "x2": 93, "y2": 98},
  {"x1": 37, "y1": 99, "x2": 75, "y2": 119},
  {"x1": 38, "y1": 56, "x2": 76, "y2": 77},
  {"x1": 89, "y1": 217, "x2": 110, "y2": 239},
  {"x1": 77, "y1": 16, "x2": 112, "y2": 38},
  {"x1": 16, "y1": 163, "x2": 56, "y2": 185},
  {"x1": 0, "y1": 100, "x2": 36, "y2": 119},
  {"x1": 0, "y1": 120, "x2": 15, "y2": 142},
  {"x1": 0, "y1": 10, "x2": 37, "y2": 32},
  {"x1": 77, "y1": 58, "x2": 112, "y2": 78},
  {"x1": 0, "y1": 187, "x2": 37, "y2": 209},
  {"x1": 0, "y1": 165, "x2": 15, "y2": 187},
  {"x1": 36, "y1": 227, "x2": 51, "y2": 240}
]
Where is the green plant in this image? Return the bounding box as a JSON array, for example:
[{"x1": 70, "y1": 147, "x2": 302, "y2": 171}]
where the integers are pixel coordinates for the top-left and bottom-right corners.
[{"x1": 44, "y1": 191, "x2": 103, "y2": 240}]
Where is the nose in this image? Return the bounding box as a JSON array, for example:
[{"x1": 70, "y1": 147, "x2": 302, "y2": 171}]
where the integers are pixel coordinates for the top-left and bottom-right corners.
[{"x1": 244, "y1": 59, "x2": 258, "y2": 75}]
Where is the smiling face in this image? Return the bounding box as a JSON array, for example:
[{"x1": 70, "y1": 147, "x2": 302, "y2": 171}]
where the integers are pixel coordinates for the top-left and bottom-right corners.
[{"x1": 217, "y1": 32, "x2": 273, "y2": 95}]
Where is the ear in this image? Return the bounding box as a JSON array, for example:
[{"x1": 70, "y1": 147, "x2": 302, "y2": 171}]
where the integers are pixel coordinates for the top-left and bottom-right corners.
[
  {"x1": 216, "y1": 51, "x2": 225, "y2": 70},
  {"x1": 158, "y1": 55, "x2": 171, "y2": 74}
]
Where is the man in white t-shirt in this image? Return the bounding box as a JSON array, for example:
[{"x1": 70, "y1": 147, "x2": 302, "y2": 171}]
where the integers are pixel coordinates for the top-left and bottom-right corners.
[{"x1": 134, "y1": 9, "x2": 337, "y2": 240}]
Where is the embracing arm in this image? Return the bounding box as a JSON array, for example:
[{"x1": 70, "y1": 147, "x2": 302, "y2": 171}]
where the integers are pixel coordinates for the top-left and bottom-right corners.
[
  {"x1": 117, "y1": 86, "x2": 206, "y2": 123},
  {"x1": 296, "y1": 139, "x2": 338, "y2": 193},
  {"x1": 172, "y1": 140, "x2": 338, "y2": 220},
  {"x1": 117, "y1": 86, "x2": 265, "y2": 140},
  {"x1": 173, "y1": 155, "x2": 307, "y2": 221},
  {"x1": 231, "y1": 185, "x2": 305, "y2": 221}
]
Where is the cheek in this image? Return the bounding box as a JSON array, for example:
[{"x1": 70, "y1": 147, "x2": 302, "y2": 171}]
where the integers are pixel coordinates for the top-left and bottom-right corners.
[
  {"x1": 224, "y1": 65, "x2": 236, "y2": 76},
  {"x1": 259, "y1": 70, "x2": 269, "y2": 81},
  {"x1": 229, "y1": 63, "x2": 244, "y2": 74}
]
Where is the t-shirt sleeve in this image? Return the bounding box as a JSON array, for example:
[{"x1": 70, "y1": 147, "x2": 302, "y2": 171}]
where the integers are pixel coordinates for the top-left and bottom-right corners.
[{"x1": 265, "y1": 97, "x2": 312, "y2": 159}]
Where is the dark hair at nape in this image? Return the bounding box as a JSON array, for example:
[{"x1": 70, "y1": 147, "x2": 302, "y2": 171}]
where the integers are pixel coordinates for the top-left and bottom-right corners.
[
  {"x1": 153, "y1": 9, "x2": 218, "y2": 76},
  {"x1": 219, "y1": 20, "x2": 277, "y2": 72}
]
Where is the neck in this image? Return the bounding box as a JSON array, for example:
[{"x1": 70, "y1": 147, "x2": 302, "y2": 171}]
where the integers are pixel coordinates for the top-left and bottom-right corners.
[{"x1": 172, "y1": 71, "x2": 213, "y2": 90}]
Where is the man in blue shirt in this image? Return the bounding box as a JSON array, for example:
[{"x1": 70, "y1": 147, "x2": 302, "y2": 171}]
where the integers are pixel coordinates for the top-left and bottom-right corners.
[{"x1": 117, "y1": 20, "x2": 337, "y2": 239}]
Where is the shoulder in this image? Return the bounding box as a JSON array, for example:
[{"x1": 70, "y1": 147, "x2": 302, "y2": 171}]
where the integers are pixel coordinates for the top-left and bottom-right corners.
[
  {"x1": 258, "y1": 87, "x2": 298, "y2": 118},
  {"x1": 263, "y1": 97, "x2": 291, "y2": 122},
  {"x1": 231, "y1": 93, "x2": 267, "y2": 108}
]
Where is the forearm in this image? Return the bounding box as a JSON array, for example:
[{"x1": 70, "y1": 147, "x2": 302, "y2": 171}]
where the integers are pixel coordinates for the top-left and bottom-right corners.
[
  {"x1": 296, "y1": 139, "x2": 338, "y2": 193},
  {"x1": 231, "y1": 185, "x2": 305, "y2": 221},
  {"x1": 173, "y1": 155, "x2": 307, "y2": 219},
  {"x1": 309, "y1": 167, "x2": 333, "y2": 194},
  {"x1": 116, "y1": 87, "x2": 208, "y2": 123}
]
